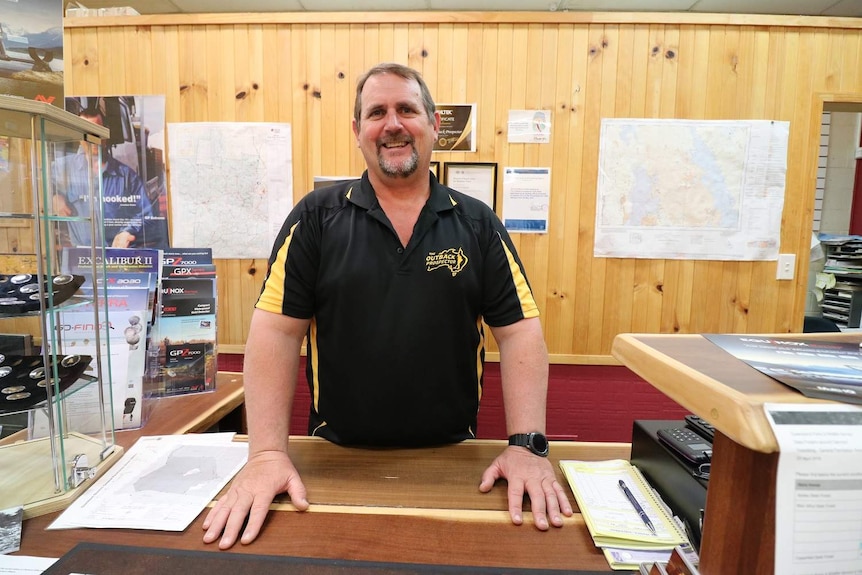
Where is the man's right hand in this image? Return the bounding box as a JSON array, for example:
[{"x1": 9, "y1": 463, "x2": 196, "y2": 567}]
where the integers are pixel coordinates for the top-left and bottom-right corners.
[
  {"x1": 52, "y1": 194, "x2": 72, "y2": 217},
  {"x1": 202, "y1": 450, "x2": 309, "y2": 549}
]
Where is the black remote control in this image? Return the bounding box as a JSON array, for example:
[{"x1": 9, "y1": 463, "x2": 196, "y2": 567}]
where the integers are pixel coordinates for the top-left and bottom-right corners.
[
  {"x1": 684, "y1": 414, "x2": 716, "y2": 442},
  {"x1": 657, "y1": 427, "x2": 712, "y2": 465}
]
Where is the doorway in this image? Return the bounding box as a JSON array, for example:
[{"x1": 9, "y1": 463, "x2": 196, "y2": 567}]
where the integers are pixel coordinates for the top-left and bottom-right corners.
[{"x1": 809, "y1": 98, "x2": 862, "y2": 329}]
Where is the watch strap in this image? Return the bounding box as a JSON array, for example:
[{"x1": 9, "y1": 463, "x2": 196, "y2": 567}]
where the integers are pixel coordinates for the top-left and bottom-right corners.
[
  {"x1": 507, "y1": 432, "x2": 549, "y2": 457},
  {"x1": 508, "y1": 433, "x2": 532, "y2": 447}
]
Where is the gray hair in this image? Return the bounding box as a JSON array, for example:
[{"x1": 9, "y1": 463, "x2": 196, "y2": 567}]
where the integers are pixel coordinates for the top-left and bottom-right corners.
[{"x1": 353, "y1": 63, "x2": 436, "y2": 126}]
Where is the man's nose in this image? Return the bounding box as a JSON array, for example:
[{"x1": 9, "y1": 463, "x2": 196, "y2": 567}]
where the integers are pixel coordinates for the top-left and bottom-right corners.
[{"x1": 383, "y1": 110, "x2": 403, "y2": 131}]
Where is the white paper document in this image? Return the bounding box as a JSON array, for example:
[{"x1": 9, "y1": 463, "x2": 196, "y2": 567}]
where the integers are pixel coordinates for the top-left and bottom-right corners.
[
  {"x1": 0, "y1": 555, "x2": 57, "y2": 574},
  {"x1": 764, "y1": 403, "x2": 862, "y2": 575},
  {"x1": 501, "y1": 167, "x2": 551, "y2": 233},
  {"x1": 48, "y1": 433, "x2": 247, "y2": 531}
]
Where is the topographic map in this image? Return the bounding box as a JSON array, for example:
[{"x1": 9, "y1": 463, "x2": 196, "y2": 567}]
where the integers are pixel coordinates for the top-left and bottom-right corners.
[
  {"x1": 168, "y1": 122, "x2": 293, "y2": 259},
  {"x1": 594, "y1": 119, "x2": 789, "y2": 260},
  {"x1": 48, "y1": 434, "x2": 247, "y2": 531}
]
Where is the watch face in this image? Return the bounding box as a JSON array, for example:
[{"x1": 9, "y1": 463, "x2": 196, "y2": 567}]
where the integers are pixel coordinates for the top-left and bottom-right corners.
[
  {"x1": 508, "y1": 433, "x2": 550, "y2": 456},
  {"x1": 530, "y1": 433, "x2": 549, "y2": 456}
]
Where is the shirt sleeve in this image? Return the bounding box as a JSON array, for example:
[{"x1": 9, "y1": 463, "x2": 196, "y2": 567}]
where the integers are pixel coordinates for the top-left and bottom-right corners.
[
  {"x1": 480, "y1": 215, "x2": 540, "y2": 327},
  {"x1": 256, "y1": 199, "x2": 319, "y2": 318}
]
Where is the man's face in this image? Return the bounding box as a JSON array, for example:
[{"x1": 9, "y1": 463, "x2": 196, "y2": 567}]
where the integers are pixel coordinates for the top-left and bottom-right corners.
[
  {"x1": 80, "y1": 112, "x2": 108, "y2": 165},
  {"x1": 352, "y1": 73, "x2": 440, "y2": 181}
]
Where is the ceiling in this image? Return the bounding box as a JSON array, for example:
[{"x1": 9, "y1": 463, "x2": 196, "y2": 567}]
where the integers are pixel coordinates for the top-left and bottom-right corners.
[{"x1": 72, "y1": 0, "x2": 862, "y2": 18}]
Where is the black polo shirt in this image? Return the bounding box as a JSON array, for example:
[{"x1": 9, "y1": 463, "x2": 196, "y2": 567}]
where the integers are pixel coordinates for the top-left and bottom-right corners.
[{"x1": 257, "y1": 171, "x2": 539, "y2": 447}]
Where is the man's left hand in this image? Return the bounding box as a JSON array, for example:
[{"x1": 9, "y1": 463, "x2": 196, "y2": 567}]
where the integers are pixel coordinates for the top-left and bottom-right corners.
[{"x1": 478, "y1": 446, "x2": 573, "y2": 530}]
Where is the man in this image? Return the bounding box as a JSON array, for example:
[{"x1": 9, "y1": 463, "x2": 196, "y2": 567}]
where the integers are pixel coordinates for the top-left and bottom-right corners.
[
  {"x1": 53, "y1": 99, "x2": 168, "y2": 249},
  {"x1": 202, "y1": 63, "x2": 572, "y2": 549}
]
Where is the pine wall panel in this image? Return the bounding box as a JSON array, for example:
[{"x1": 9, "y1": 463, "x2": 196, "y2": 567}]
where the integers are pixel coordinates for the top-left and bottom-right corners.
[{"x1": 61, "y1": 12, "x2": 862, "y2": 363}]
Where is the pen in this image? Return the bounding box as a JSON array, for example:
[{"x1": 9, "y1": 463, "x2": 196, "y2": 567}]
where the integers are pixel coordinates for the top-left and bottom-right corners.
[{"x1": 618, "y1": 479, "x2": 656, "y2": 535}]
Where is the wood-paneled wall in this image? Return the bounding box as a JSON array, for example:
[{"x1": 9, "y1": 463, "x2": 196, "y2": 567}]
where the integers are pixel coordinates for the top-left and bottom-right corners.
[{"x1": 62, "y1": 12, "x2": 862, "y2": 363}]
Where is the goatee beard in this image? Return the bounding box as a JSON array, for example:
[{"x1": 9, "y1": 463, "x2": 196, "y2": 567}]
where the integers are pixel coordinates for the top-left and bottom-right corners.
[{"x1": 378, "y1": 147, "x2": 419, "y2": 178}]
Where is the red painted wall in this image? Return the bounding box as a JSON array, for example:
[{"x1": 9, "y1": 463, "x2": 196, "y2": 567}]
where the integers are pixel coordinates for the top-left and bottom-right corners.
[{"x1": 217, "y1": 355, "x2": 689, "y2": 444}]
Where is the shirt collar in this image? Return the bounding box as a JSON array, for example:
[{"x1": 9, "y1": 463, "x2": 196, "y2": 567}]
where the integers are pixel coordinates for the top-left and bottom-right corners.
[
  {"x1": 347, "y1": 170, "x2": 457, "y2": 214},
  {"x1": 101, "y1": 155, "x2": 123, "y2": 176}
]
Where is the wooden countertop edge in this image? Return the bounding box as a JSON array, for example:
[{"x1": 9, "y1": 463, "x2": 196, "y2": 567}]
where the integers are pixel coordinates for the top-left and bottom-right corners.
[{"x1": 202, "y1": 499, "x2": 584, "y2": 525}]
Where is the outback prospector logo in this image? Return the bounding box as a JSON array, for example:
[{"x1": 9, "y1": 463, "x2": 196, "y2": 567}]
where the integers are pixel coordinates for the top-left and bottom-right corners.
[{"x1": 426, "y1": 247, "x2": 468, "y2": 277}]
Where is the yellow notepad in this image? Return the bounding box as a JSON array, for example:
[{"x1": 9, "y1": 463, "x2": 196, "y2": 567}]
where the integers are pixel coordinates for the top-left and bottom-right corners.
[{"x1": 560, "y1": 459, "x2": 688, "y2": 551}]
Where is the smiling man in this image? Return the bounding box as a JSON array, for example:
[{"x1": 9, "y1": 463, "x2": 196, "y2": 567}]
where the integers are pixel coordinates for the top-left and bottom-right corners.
[
  {"x1": 202, "y1": 63, "x2": 571, "y2": 550},
  {"x1": 354, "y1": 69, "x2": 434, "y2": 180}
]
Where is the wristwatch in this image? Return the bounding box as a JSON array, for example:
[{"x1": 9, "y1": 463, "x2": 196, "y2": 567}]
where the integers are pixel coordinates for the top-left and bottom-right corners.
[{"x1": 508, "y1": 432, "x2": 550, "y2": 457}]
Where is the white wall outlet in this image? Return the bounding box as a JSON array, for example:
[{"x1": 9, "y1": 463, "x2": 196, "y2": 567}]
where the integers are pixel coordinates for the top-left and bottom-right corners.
[{"x1": 776, "y1": 253, "x2": 796, "y2": 280}]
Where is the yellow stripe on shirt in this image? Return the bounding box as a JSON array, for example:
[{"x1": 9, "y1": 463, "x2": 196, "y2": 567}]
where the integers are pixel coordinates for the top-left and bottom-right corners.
[
  {"x1": 256, "y1": 221, "x2": 300, "y2": 313},
  {"x1": 475, "y1": 317, "x2": 484, "y2": 402},
  {"x1": 309, "y1": 316, "x2": 320, "y2": 412},
  {"x1": 497, "y1": 232, "x2": 540, "y2": 318}
]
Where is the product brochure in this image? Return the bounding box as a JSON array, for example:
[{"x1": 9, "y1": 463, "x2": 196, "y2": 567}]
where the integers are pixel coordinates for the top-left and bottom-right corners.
[
  {"x1": 52, "y1": 247, "x2": 162, "y2": 431},
  {"x1": 153, "y1": 248, "x2": 217, "y2": 397},
  {"x1": 704, "y1": 334, "x2": 862, "y2": 405},
  {"x1": 162, "y1": 247, "x2": 213, "y2": 267}
]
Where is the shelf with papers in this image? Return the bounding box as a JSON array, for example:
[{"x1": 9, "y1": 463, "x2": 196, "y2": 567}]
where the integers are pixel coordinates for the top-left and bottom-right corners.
[{"x1": 819, "y1": 236, "x2": 862, "y2": 328}]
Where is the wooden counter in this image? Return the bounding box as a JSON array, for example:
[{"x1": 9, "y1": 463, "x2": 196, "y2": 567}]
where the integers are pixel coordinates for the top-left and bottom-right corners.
[{"x1": 18, "y1": 437, "x2": 631, "y2": 572}]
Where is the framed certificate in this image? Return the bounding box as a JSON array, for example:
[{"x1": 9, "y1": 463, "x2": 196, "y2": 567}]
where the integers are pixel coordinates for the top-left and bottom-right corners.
[
  {"x1": 443, "y1": 162, "x2": 497, "y2": 209},
  {"x1": 434, "y1": 104, "x2": 477, "y2": 152},
  {"x1": 430, "y1": 160, "x2": 440, "y2": 179}
]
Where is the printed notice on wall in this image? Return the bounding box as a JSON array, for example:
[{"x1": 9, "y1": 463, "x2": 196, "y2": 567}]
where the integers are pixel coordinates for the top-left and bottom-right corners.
[
  {"x1": 507, "y1": 110, "x2": 551, "y2": 143},
  {"x1": 764, "y1": 403, "x2": 862, "y2": 575},
  {"x1": 594, "y1": 119, "x2": 789, "y2": 261},
  {"x1": 502, "y1": 167, "x2": 550, "y2": 233}
]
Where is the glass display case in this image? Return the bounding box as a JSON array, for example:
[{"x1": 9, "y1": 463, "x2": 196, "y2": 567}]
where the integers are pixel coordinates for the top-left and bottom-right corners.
[{"x1": 0, "y1": 95, "x2": 121, "y2": 518}]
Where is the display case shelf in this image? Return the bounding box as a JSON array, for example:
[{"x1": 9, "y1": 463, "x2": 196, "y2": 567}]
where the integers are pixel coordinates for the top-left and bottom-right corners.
[
  {"x1": 0, "y1": 295, "x2": 95, "y2": 319},
  {"x1": 0, "y1": 373, "x2": 98, "y2": 417}
]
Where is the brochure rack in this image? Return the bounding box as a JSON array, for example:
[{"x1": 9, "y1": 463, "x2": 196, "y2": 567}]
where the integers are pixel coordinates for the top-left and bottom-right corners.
[{"x1": 0, "y1": 95, "x2": 122, "y2": 518}]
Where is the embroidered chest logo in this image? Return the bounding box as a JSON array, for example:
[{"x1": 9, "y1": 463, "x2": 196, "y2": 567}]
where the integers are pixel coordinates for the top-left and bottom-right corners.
[{"x1": 426, "y1": 247, "x2": 469, "y2": 277}]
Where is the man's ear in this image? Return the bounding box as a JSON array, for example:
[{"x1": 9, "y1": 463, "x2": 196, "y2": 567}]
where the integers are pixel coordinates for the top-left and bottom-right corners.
[{"x1": 352, "y1": 118, "x2": 360, "y2": 143}]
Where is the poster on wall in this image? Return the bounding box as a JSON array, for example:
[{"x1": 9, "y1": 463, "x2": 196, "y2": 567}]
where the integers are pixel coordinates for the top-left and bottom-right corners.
[
  {"x1": 0, "y1": 0, "x2": 63, "y2": 106},
  {"x1": 55, "y1": 95, "x2": 170, "y2": 250},
  {"x1": 434, "y1": 104, "x2": 476, "y2": 152}
]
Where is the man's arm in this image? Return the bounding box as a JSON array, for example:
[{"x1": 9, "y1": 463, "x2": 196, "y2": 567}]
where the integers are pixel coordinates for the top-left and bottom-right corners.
[
  {"x1": 202, "y1": 308, "x2": 311, "y2": 549},
  {"x1": 494, "y1": 316, "x2": 549, "y2": 434},
  {"x1": 478, "y1": 317, "x2": 573, "y2": 530}
]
